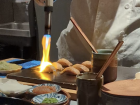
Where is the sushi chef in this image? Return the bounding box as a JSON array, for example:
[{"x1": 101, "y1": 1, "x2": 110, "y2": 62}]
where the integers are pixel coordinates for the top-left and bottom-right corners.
[{"x1": 56, "y1": 0, "x2": 140, "y2": 67}]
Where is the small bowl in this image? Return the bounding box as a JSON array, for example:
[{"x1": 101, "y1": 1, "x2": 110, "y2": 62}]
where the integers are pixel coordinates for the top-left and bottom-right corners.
[
  {"x1": 32, "y1": 93, "x2": 68, "y2": 104},
  {"x1": 28, "y1": 83, "x2": 61, "y2": 95}
]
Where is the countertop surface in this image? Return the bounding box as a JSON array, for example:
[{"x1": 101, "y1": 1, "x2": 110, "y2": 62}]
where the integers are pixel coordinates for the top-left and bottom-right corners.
[{"x1": 1, "y1": 58, "x2": 140, "y2": 105}]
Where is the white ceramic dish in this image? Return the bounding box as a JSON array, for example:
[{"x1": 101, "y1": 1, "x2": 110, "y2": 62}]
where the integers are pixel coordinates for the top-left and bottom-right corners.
[{"x1": 0, "y1": 78, "x2": 32, "y2": 97}]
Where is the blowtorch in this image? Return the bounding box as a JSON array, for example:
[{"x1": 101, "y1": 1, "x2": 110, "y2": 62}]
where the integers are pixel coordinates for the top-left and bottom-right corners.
[{"x1": 35, "y1": 0, "x2": 55, "y2": 35}]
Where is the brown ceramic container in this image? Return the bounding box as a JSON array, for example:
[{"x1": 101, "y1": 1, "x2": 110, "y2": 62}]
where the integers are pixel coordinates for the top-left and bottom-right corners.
[
  {"x1": 92, "y1": 49, "x2": 118, "y2": 83},
  {"x1": 76, "y1": 73, "x2": 103, "y2": 105}
]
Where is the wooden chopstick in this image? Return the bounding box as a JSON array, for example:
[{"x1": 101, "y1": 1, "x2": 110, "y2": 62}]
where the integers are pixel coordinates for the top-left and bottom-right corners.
[
  {"x1": 95, "y1": 41, "x2": 124, "y2": 79},
  {"x1": 70, "y1": 17, "x2": 98, "y2": 53}
]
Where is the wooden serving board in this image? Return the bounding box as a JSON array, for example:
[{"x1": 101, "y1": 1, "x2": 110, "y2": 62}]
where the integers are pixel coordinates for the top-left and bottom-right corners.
[
  {"x1": 7, "y1": 66, "x2": 77, "y2": 90},
  {"x1": 102, "y1": 79, "x2": 140, "y2": 97}
]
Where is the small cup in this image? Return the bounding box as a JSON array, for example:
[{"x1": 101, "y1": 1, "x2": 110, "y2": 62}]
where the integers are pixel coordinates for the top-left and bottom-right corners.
[
  {"x1": 76, "y1": 73, "x2": 103, "y2": 105},
  {"x1": 92, "y1": 49, "x2": 118, "y2": 83}
]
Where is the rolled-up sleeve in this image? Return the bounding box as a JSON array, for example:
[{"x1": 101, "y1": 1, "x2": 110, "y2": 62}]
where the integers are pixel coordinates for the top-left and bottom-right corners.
[{"x1": 135, "y1": 0, "x2": 140, "y2": 7}]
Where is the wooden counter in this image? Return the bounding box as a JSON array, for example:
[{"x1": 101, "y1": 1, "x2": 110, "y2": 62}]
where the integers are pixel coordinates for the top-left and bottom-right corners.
[
  {"x1": 2, "y1": 58, "x2": 140, "y2": 101},
  {"x1": 1, "y1": 58, "x2": 77, "y2": 100}
]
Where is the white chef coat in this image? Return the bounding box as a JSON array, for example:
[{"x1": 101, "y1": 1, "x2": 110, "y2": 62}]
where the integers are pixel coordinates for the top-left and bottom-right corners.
[{"x1": 56, "y1": 0, "x2": 140, "y2": 67}]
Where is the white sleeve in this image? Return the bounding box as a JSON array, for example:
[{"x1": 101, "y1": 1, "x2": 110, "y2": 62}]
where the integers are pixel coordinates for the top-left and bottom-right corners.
[
  {"x1": 56, "y1": 21, "x2": 75, "y2": 61},
  {"x1": 135, "y1": 0, "x2": 140, "y2": 7},
  {"x1": 56, "y1": 20, "x2": 92, "y2": 62}
]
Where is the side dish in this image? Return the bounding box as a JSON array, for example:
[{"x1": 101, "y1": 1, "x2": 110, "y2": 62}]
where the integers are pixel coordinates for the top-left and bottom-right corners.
[
  {"x1": 42, "y1": 98, "x2": 58, "y2": 104},
  {"x1": 33, "y1": 86, "x2": 56, "y2": 95},
  {"x1": 0, "y1": 61, "x2": 22, "y2": 73}
]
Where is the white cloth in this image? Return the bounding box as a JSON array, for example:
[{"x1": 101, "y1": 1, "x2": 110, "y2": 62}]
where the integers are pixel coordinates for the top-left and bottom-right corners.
[
  {"x1": 57, "y1": 0, "x2": 140, "y2": 67},
  {"x1": 0, "y1": 78, "x2": 32, "y2": 95},
  {"x1": 135, "y1": 0, "x2": 140, "y2": 7}
]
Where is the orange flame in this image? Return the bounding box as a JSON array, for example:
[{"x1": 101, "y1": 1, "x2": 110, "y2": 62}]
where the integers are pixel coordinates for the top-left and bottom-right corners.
[{"x1": 40, "y1": 35, "x2": 52, "y2": 72}]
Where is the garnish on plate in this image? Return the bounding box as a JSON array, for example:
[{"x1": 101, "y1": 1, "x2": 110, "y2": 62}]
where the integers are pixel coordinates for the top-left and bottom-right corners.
[
  {"x1": 42, "y1": 98, "x2": 58, "y2": 104},
  {"x1": 32, "y1": 93, "x2": 68, "y2": 104}
]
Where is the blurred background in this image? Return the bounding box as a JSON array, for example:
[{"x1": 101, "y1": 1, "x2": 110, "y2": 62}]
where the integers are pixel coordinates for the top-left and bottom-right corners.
[{"x1": 0, "y1": 0, "x2": 71, "y2": 61}]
